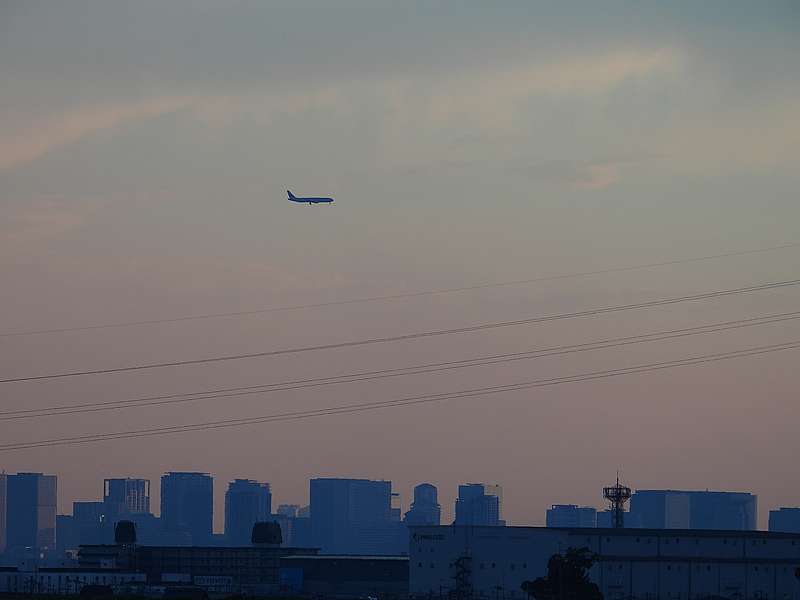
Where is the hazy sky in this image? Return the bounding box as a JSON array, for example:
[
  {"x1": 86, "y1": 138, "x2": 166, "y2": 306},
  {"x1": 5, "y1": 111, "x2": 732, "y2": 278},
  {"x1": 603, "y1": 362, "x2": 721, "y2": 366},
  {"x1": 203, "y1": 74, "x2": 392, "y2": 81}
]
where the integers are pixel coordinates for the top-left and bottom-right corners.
[{"x1": 1, "y1": 1, "x2": 799, "y2": 530}]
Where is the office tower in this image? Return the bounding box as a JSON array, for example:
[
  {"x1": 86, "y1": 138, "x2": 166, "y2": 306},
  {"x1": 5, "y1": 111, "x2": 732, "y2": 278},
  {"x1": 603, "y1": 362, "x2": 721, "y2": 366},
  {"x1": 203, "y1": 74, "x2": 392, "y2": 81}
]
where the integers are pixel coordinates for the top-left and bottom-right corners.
[
  {"x1": 769, "y1": 508, "x2": 800, "y2": 533},
  {"x1": 6, "y1": 472, "x2": 58, "y2": 555},
  {"x1": 104, "y1": 479, "x2": 150, "y2": 518},
  {"x1": 404, "y1": 483, "x2": 441, "y2": 526},
  {"x1": 0, "y1": 473, "x2": 6, "y2": 554},
  {"x1": 161, "y1": 472, "x2": 213, "y2": 545},
  {"x1": 310, "y1": 478, "x2": 404, "y2": 554},
  {"x1": 273, "y1": 505, "x2": 299, "y2": 546},
  {"x1": 224, "y1": 479, "x2": 272, "y2": 546},
  {"x1": 454, "y1": 483, "x2": 504, "y2": 526},
  {"x1": 628, "y1": 490, "x2": 757, "y2": 530},
  {"x1": 73, "y1": 501, "x2": 107, "y2": 546},
  {"x1": 546, "y1": 505, "x2": 598, "y2": 528},
  {"x1": 56, "y1": 515, "x2": 78, "y2": 554}
]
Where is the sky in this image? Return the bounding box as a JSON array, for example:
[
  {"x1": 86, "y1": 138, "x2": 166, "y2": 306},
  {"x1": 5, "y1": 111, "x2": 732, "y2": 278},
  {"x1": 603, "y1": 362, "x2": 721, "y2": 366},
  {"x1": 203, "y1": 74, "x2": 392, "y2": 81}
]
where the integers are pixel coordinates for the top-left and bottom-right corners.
[{"x1": 1, "y1": 1, "x2": 799, "y2": 531}]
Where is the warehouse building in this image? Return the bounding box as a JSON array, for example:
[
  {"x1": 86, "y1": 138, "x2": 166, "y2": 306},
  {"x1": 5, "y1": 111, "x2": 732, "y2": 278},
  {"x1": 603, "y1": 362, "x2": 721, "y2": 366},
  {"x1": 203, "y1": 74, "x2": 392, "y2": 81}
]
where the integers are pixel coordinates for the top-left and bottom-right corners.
[
  {"x1": 280, "y1": 554, "x2": 409, "y2": 598},
  {"x1": 409, "y1": 525, "x2": 800, "y2": 600}
]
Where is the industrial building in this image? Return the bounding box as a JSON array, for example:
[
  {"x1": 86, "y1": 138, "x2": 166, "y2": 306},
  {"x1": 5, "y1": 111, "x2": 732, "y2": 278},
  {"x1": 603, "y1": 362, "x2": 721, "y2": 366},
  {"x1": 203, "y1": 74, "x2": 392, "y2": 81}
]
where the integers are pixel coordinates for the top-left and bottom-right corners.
[
  {"x1": 280, "y1": 554, "x2": 409, "y2": 598},
  {"x1": 67, "y1": 521, "x2": 319, "y2": 595},
  {"x1": 409, "y1": 525, "x2": 800, "y2": 600}
]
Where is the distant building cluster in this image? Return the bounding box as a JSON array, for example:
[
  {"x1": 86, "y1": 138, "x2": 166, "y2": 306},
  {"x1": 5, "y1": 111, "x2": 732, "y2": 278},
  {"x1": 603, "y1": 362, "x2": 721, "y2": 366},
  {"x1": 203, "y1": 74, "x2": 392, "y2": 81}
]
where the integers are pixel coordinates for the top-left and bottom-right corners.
[
  {"x1": 546, "y1": 489, "x2": 759, "y2": 531},
  {"x1": 4, "y1": 470, "x2": 800, "y2": 597},
  {"x1": 1, "y1": 471, "x2": 506, "y2": 563}
]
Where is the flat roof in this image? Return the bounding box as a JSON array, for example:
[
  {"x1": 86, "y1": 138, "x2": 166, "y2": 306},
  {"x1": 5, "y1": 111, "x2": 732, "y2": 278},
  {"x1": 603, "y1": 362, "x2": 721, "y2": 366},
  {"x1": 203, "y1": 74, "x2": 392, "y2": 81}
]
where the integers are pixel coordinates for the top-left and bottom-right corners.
[
  {"x1": 282, "y1": 555, "x2": 408, "y2": 561},
  {"x1": 80, "y1": 544, "x2": 319, "y2": 551},
  {"x1": 409, "y1": 525, "x2": 800, "y2": 540}
]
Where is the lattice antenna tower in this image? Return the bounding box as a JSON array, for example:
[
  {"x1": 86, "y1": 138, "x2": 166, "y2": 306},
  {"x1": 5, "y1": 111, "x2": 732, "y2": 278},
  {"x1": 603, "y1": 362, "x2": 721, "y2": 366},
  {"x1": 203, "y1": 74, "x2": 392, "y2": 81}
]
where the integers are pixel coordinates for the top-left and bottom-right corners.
[{"x1": 603, "y1": 473, "x2": 632, "y2": 529}]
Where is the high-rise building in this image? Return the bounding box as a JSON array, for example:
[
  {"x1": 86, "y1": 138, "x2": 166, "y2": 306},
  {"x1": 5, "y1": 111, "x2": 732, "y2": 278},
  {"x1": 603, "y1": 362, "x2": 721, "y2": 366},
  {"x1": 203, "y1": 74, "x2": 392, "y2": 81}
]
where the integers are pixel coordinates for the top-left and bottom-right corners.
[
  {"x1": 224, "y1": 479, "x2": 272, "y2": 546},
  {"x1": 0, "y1": 473, "x2": 6, "y2": 554},
  {"x1": 161, "y1": 472, "x2": 213, "y2": 545},
  {"x1": 310, "y1": 478, "x2": 405, "y2": 554},
  {"x1": 628, "y1": 490, "x2": 757, "y2": 530},
  {"x1": 546, "y1": 505, "x2": 597, "y2": 528},
  {"x1": 769, "y1": 507, "x2": 800, "y2": 533},
  {"x1": 104, "y1": 479, "x2": 150, "y2": 519},
  {"x1": 6, "y1": 472, "x2": 58, "y2": 555},
  {"x1": 404, "y1": 483, "x2": 441, "y2": 526},
  {"x1": 454, "y1": 483, "x2": 504, "y2": 526},
  {"x1": 273, "y1": 505, "x2": 299, "y2": 546},
  {"x1": 72, "y1": 501, "x2": 107, "y2": 546}
]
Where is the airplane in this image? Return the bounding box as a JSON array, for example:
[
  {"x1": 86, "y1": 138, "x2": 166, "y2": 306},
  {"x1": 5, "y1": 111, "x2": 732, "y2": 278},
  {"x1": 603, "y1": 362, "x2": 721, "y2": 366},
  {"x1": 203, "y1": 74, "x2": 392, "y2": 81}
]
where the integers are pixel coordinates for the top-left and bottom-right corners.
[{"x1": 287, "y1": 190, "x2": 334, "y2": 205}]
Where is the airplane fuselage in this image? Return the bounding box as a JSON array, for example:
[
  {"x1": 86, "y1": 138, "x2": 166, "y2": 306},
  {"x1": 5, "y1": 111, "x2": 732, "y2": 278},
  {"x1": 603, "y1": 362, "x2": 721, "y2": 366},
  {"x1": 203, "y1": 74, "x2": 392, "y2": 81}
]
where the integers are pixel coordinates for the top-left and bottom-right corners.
[
  {"x1": 290, "y1": 197, "x2": 333, "y2": 204},
  {"x1": 288, "y1": 190, "x2": 333, "y2": 204}
]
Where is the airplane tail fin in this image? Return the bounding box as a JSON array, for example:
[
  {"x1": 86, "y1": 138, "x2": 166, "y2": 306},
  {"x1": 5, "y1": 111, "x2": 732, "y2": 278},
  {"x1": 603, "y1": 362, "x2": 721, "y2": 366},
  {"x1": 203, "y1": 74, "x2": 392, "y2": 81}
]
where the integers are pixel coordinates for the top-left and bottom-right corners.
[{"x1": 287, "y1": 190, "x2": 296, "y2": 200}]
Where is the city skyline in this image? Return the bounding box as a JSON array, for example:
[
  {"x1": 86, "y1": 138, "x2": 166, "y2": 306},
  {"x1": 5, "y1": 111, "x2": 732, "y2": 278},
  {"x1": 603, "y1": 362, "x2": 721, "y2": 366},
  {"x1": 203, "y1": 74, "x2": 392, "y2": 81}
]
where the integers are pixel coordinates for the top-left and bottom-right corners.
[{"x1": 4, "y1": 468, "x2": 799, "y2": 534}]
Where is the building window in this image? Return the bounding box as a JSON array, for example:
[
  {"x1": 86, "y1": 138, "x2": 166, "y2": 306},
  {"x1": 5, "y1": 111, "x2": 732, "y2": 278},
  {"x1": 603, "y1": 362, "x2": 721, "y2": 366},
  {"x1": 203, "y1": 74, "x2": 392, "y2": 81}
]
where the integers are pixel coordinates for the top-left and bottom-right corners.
[
  {"x1": 418, "y1": 562, "x2": 423, "y2": 568},
  {"x1": 492, "y1": 563, "x2": 496, "y2": 569}
]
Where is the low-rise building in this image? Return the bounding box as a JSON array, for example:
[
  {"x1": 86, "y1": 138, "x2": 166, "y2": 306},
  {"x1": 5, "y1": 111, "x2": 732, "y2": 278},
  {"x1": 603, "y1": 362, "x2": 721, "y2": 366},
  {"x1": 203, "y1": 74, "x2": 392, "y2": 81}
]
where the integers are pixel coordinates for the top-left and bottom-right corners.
[
  {"x1": 280, "y1": 555, "x2": 409, "y2": 598},
  {"x1": 409, "y1": 525, "x2": 800, "y2": 600}
]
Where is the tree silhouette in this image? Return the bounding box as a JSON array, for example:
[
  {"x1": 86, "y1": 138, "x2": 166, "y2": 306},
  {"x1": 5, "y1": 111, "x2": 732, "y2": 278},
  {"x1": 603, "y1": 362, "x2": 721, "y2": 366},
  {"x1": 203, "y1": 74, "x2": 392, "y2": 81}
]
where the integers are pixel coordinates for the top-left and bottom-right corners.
[{"x1": 520, "y1": 547, "x2": 603, "y2": 600}]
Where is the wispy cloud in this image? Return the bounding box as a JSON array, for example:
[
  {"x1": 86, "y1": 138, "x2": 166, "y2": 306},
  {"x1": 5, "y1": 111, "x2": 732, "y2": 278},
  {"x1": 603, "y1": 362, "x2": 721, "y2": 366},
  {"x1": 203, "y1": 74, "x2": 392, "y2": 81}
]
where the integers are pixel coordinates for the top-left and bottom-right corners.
[
  {"x1": 0, "y1": 96, "x2": 191, "y2": 171},
  {"x1": 408, "y1": 48, "x2": 683, "y2": 130}
]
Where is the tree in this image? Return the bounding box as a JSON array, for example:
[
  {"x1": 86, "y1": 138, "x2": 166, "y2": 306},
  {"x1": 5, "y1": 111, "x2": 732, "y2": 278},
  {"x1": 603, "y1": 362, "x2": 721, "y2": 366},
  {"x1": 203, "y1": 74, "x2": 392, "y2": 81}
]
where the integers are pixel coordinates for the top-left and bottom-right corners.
[{"x1": 520, "y1": 547, "x2": 603, "y2": 600}]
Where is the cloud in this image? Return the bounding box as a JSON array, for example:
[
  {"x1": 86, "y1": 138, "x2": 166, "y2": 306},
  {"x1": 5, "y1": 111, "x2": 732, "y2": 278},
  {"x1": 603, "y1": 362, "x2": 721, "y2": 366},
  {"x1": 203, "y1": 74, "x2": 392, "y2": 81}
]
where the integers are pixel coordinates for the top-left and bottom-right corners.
[
  {"x1": 0, "y1": 96, "x2": 191, "y2": 171},
  {"x1": 409, "y1": 48, "x2": 683, "y2": 130},
  {"x1": 0, "y1": 47, "x2": 682, "y2": 175}
]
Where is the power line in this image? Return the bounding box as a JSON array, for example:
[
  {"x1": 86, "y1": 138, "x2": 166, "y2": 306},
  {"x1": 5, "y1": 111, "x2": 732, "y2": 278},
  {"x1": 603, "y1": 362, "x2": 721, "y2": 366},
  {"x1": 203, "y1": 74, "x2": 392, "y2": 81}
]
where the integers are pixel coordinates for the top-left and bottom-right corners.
[
  {"x1": 2, "y1": 241, "x2": 799, "y2": 338},
  {"x1": 2, "y1": 277, "x2": 798, "y2": 384},
  {"x1": 1, "y1": 339, "x2": 797, "y2": 451},
  {"x1": 3, "y1": 310, "x2": 799, "y2": 420}
]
